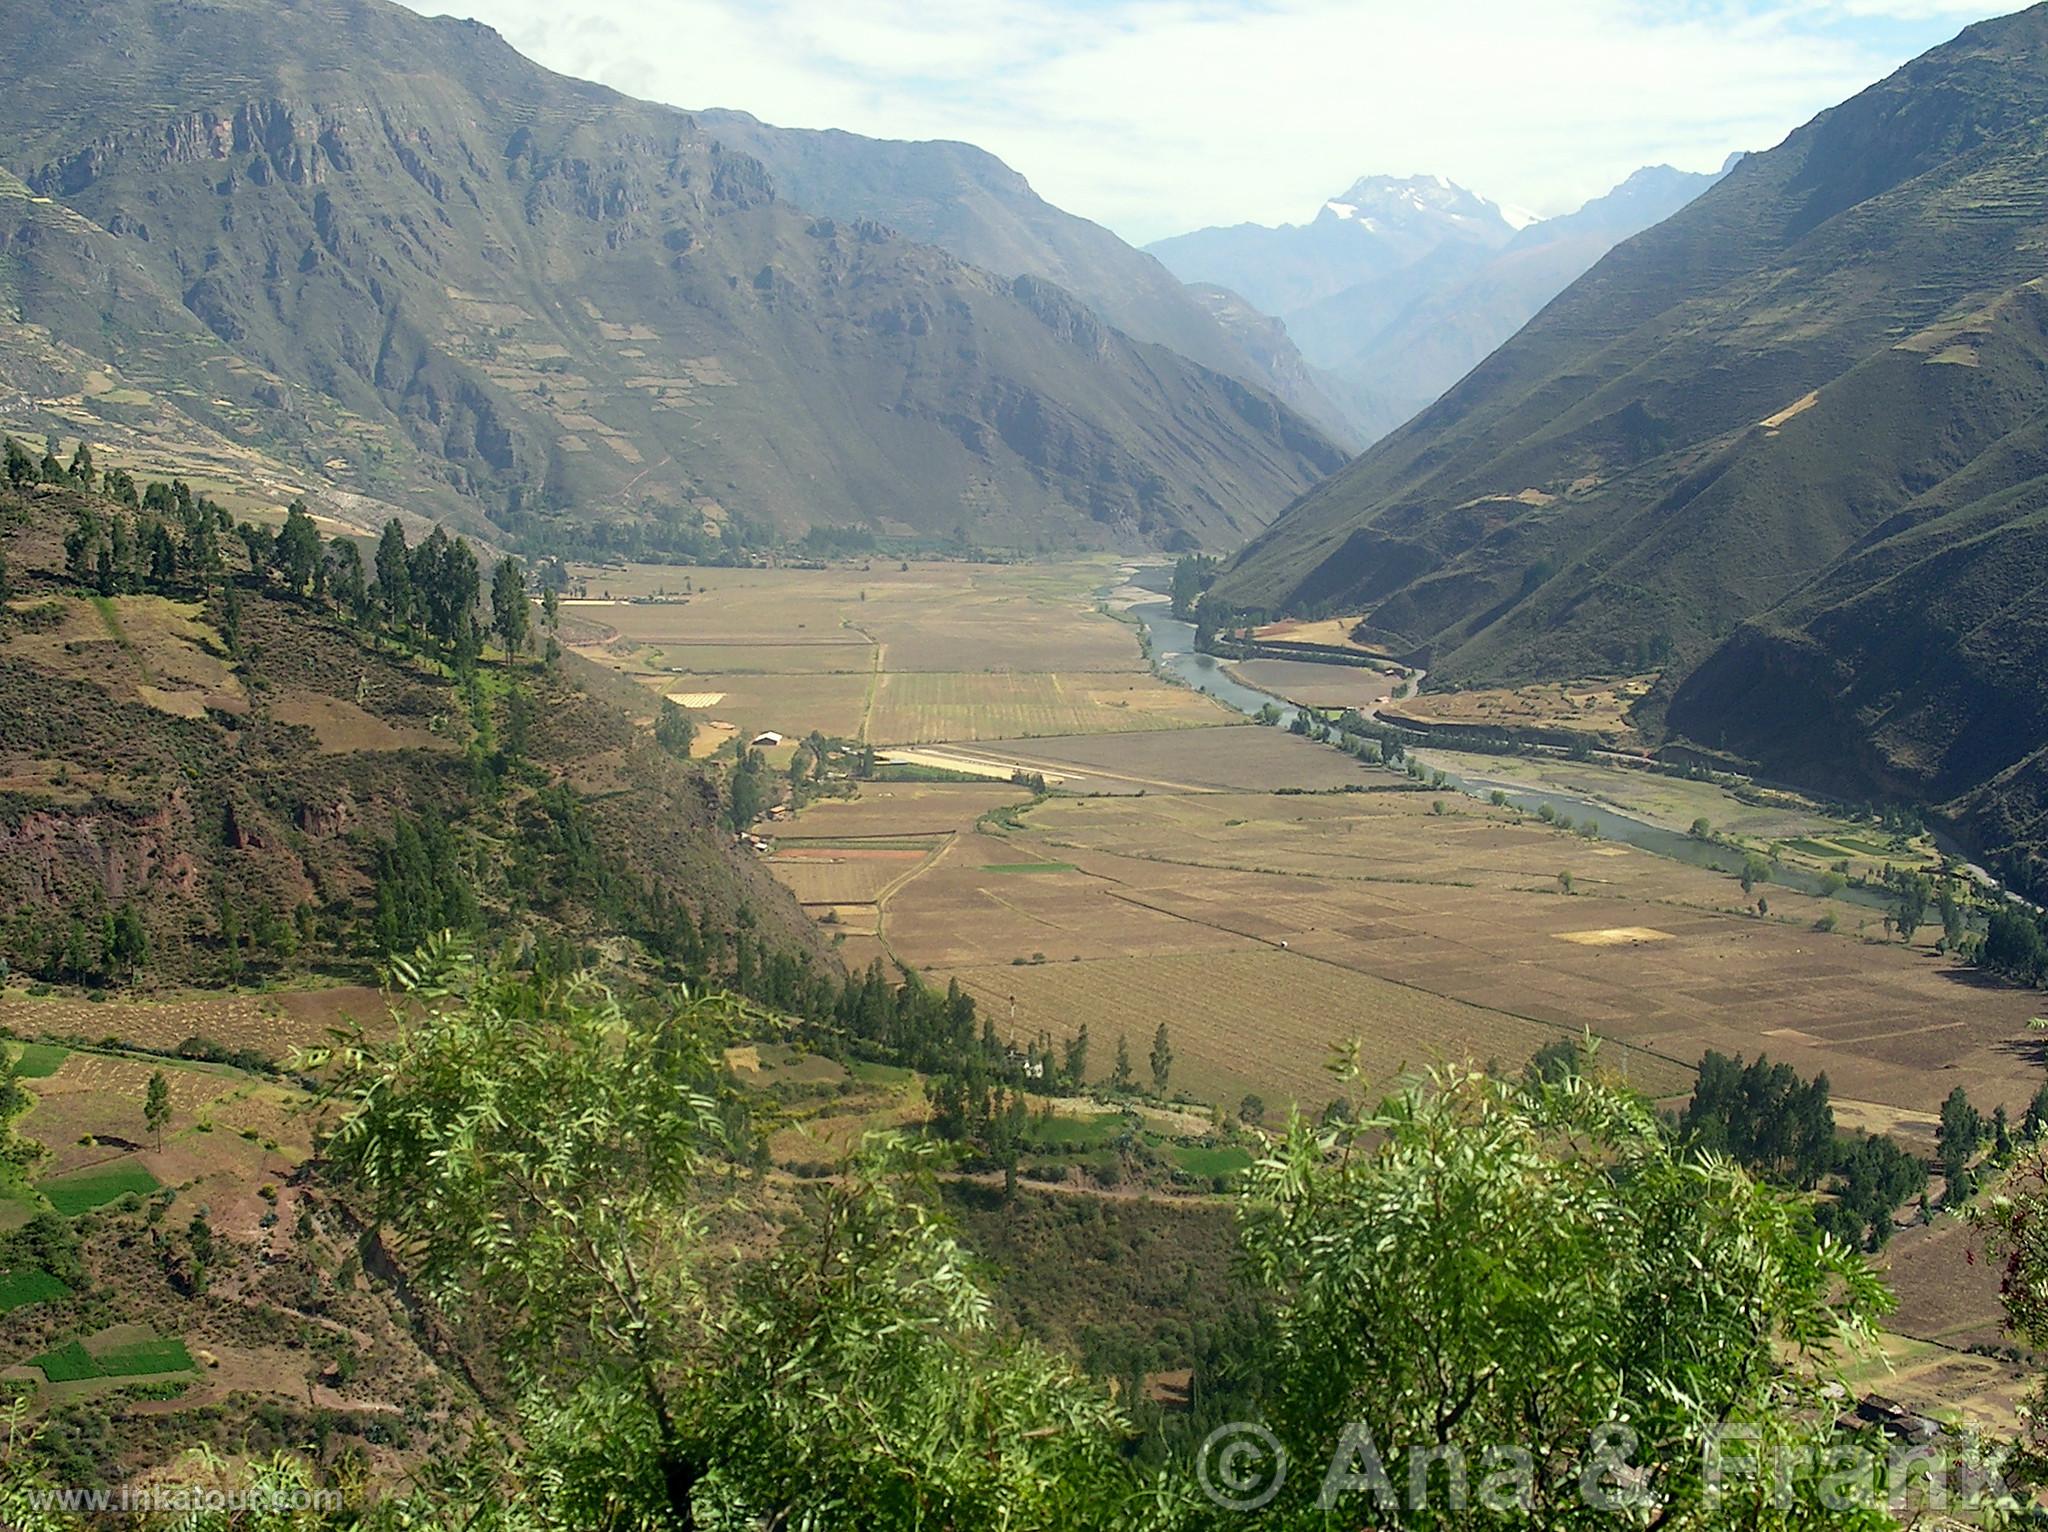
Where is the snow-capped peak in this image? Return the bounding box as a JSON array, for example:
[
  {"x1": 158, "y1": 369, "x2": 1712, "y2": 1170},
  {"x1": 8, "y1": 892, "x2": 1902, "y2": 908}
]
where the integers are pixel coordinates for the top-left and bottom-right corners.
[{"x1": 1316, "y1": 173, "x2": 1522, "y2": 241}]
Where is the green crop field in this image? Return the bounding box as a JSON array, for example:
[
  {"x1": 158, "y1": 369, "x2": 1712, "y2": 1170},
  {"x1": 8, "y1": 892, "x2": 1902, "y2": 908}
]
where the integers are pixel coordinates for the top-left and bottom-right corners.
[
  {"x1": 0, "y1": 1268, "x2": 72, "y2": 1313},
  {"x1": 29, "y1": 1334, "x2": 194, "y2": 1383},
  {"x1": 1171, "y1": 1144, "x2": 1252, "y2": 1179},
  {"x1": 39, "y1": 1163, "x2": 161, "y2": 1216},
  {"x1": 1024, "y1": 1112, "x2": 1126, "y2": 1150},
  {"x1": 10, "y1": 1042, "x2": 68, "y2": 1078}
]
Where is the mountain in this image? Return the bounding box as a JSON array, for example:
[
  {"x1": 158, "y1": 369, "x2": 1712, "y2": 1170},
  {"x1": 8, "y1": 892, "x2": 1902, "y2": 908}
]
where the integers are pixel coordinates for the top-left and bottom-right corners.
[
  {"x1": 1147, "y1": 174, "x2": 1525, "y2": 321},
  {"x1": 1149, "y1": 167, "x2": 1721, "y2": 442},
  {"x1": 689, "y1": 111, "x2": 1357, "y2": 445},
  {"x1": 0, "y1": 0, "x2": 1344, "y2": 556},
  {"x1": 1213, "y1": 4, "x2": 2048, "y2": 887}
]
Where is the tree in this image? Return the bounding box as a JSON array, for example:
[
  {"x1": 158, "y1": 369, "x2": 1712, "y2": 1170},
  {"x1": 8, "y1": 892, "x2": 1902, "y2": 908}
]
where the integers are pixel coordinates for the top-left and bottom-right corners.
[
  {"x1": 1238, "y1": 1067, "x2": 1895, "y2": 1528},
  {"x1": 217, "y1": 580, "x2": 242, "y2": 655},
  {"x1": 374, "y1": 517, "x2": 412, "y2": 630},
  {"x1": 1238, "y1": 1092, "x2": 1266, "y2": 1125},
  {"x1": 271, "y1": 498, "x2": 321, "y2": 594},
  {"x1": 1169, "y1": 552, "x2": 1218, "y2": 620},
  {"x1": 412, "y1": 526, "x2": 480, "y2": 652},
  {"x1": 2, "y1": 436, "x2": 34, "y2": 488},
  {"x1": 144, "y1": 1070, "x2": 171, "y2": 1152},
  {"x1": 1740, "y1": 854, "x2": 1771, "y2": 896},
  {"x1": 66, "y1": 440, "x2": 94, "y2": 491},
  {"x1": 1938, "y1": 1085, "x2": 1983, "y2": 1192},
  {"x1": 1982, "y1": 906, "x2": 2048, "y2": 984},
  {"x1": 491, "y1": 555, "x2": 530, "y2": 657},
  {"x1": 725, "y1": 748, "x2": 769, "y2": 832},
  {"x1": 1891, "y1": 871, "x2": 1931, "y2": 942},
  {"x1": 655, "y1": 698, "x2": 697, "y2": 761},
  {"x1": 1148, "y1": 1022, "x2": 1173, "y2": 1094},
  {"x1": 315, "y1": 950, "x2": 1128, "y2": 1529},
  {"x1": 1525, "y1": 1036, "x2": 1583, "y2": 1086},
  {"x1": 1689, "y1": 817, "x2": 1712, "y2": 840},
  {"x1": 1110, "y1": 1031, "x2": 1134, "y2": 1092},
  {"x1": 1061, "y1": 1024, "x2": 1090, "y2": 1089},
  {"x1": 327, "y1": 535, "x2": 368, "y2": 622},
  {"x1": 103, "y1": 902, "x2": 148, "y2": 979}
]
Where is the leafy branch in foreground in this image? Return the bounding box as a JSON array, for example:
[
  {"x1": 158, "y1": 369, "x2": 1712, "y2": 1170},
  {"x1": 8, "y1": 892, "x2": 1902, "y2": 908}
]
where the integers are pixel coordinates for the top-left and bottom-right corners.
[
  {"x1": 1231, "y1": 1058, "x2": 1900, "y2": 1529},
  {"x1": 307, "y1": 944, "x2": 1135, "y2": 1529}
]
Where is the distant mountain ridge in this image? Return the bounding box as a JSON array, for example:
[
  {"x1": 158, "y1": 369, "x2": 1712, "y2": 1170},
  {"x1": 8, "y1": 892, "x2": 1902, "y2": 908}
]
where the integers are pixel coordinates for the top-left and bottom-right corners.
[
  {"x1": 1211, "y1": 3, "x2": 2048, "y2": 893},
  {"x1": 691, "y1": 110, "x2": 1358, "y2": 445},
  {"x1": 1149, "y1": 166, "x2": 1725, "y2": 441},
  {"x1": 0, "y1": 0, "x2": 1344, "y2": 554}
]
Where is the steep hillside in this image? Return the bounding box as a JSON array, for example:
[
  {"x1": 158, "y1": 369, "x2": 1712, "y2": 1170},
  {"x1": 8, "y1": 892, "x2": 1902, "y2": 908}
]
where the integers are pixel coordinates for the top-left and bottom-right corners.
[
  {"x1": 1664, "y1": 279, "x2": 2048, "y2": 891},
  {"x1": 0, "y1": 0, "x2": 1342, "y2": 556},
  {"x1": 0, "y1": 476, "x2": 824, "y2": 996},
  {"x1": 1213, "y1": 3, "x2": 2048, "y2": 885},
  {"x1": 691, "y1": 111, "x2": 1356, "y2": 445}
]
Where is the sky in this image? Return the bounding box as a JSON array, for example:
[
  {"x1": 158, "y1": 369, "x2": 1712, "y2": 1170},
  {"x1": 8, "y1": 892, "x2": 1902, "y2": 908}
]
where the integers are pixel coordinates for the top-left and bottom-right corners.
[{"x1": 396, "y1": 0, "x2": 2021, "y2": 245}]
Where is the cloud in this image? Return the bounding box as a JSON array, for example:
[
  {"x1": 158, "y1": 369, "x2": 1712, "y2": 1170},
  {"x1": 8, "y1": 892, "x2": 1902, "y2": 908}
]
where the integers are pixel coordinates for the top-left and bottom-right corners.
[{"x1": 396, "y1": 0, "x2": 2021, "y2": 243}]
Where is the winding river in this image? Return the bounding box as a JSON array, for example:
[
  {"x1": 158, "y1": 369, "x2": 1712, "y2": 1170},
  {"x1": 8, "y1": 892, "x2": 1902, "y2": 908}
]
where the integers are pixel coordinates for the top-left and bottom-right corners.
[{"x1": 1119, "y1": 570, "x2": 1891, "y2": 906}]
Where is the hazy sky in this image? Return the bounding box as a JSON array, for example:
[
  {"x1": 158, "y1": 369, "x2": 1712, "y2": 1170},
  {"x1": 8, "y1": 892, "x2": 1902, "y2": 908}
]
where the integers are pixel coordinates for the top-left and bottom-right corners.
[{"x1": 397, "y1": 0, "x2": 2018, "y2": 245}]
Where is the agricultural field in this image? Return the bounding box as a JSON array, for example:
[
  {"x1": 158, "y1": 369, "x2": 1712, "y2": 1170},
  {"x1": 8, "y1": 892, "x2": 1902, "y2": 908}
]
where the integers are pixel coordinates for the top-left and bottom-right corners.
[
  {"x1": 880, "y1": 727, "x2": 1378, "y2": 794},
  {"x1": 1421, "y1": 749, "x2": 1940, "y2": 871},
  {"x1": 0, "y1": 1268, "x2": 72, "y2": 1314},
  {"x1": 1, "y1": 594, "x2": 244, "y2": 721},
  {"x1": 268, "y1": 692, "x2": 450, "y2": 754},
  {"x1": 566, "y1": 558, "x2": 1237, "y2": 746},
  {"x1": 773, "y1": 739, "x2": 2046, "y2": 1127},
  {"x1": 27, "y1": 1327, "x2": 194, "y2": 1385},
  {"x1": 1248, "y1": 615, "x2": 1391, "y2": 655},
  {"x1": 944, "y1": 949, "x2": 1693, "y2": 1110},
  {"x1": 40, "y1": 1162, "x2": 162, "y2": 1216},
  {"x1": 1226, "y1": 658, "x2": 1396, "y2": 710},
  {"x1": 765, "y1": 844, "x2": 937, "y2": 906},
  {"x1": 1383, "y1": 675, "x2": 1657, "y2": 744},
  {"x1": 867, "y1": 670, "x2": 1224, "y2": 743},
  {"x1": 0, "y1": 985, "x2": 393, "y2": 1064},
  {"x1": 773, "y1": 781, "x2": 1031, "y2": 838}
]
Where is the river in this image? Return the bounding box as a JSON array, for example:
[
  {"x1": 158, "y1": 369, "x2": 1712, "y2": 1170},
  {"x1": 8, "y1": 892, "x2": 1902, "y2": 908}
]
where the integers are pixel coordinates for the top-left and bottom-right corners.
[{"x1": 1120, "y1": 570, "x2": 1886, "y2": 905}]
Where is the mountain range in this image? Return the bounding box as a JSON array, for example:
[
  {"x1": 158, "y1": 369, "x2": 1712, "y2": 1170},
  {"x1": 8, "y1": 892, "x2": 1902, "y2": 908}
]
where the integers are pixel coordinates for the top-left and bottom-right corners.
[
  {"x1": 1214, "y1": 3, "x2": 2048, "y2": 891},
  {"x1": 0, "y1": 0, "x2": 1344, "y2": 554},
  {"x1": 1149, "y1": 166, "x2": 1726, "y2": 441}
]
